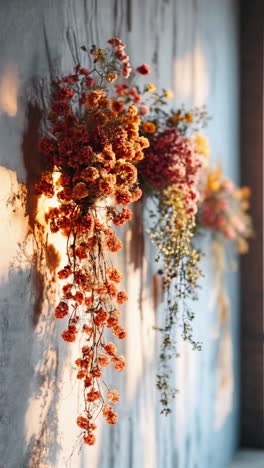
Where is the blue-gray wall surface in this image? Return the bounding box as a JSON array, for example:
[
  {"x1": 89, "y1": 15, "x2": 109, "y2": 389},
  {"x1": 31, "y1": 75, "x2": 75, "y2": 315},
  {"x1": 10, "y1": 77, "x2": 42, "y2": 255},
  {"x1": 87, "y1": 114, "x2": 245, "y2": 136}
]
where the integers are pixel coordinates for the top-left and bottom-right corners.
[{"x1": 0, "y1": 1, "x2": 239, "y2": 467}]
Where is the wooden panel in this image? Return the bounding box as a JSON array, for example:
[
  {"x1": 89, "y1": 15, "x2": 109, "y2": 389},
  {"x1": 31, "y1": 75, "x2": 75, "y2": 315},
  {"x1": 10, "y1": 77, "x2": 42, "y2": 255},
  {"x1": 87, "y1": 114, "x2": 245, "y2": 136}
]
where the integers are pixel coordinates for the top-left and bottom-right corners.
[{"x1": 240, "y1": 0, "x2": 264, "y2": 448}]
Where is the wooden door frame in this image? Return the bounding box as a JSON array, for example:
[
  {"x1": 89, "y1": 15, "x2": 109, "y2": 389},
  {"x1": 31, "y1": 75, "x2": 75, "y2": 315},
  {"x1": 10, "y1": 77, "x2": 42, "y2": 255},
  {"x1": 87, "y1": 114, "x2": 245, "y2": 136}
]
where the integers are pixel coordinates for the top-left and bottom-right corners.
[{"x1": 240, "y1": 0, "x2": 264, "y2": 448}]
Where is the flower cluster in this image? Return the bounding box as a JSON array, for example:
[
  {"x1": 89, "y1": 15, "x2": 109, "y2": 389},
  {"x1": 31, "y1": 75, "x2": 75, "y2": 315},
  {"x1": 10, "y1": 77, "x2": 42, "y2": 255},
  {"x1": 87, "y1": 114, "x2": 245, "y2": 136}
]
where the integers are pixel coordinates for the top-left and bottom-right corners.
[
  {"x1": 113, "y1": 83, "x2": 209, "y2": 411},
  {"x1": 147, "y1": 181, "x2": 203, "y2": 413},
  {"x1": 36, "y1": 38, "x2": 149, "y2": 446},
  {"x1": 114, "y1": 83, "x2": 172, "y2": 117},
  {"x1": 139, "y1": 128, "x2": 201, "y2": 215},
  {"x1": 198, "y1": 165, "x2": 253, "y2": 253}
]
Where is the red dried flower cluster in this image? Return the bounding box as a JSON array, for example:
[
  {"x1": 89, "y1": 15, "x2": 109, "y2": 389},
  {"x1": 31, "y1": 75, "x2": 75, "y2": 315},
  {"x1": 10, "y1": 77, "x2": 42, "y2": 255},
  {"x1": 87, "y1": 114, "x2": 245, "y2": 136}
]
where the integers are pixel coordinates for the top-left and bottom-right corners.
[
  {"x1": 36, "y1": 38, "x2": 149, "y2": 446},
  {"x1": 107, "y1": 37, "x2": 132, "y2": 78},
  {"x1": 139, "y1": 128, "x2": 201, "y2": 215},
  {"x1": 136, "y1": 64, "x2": 151, "y2": 75},
  {"x1": 115, "y1": 83, "x2": 142, "y2": 105}
]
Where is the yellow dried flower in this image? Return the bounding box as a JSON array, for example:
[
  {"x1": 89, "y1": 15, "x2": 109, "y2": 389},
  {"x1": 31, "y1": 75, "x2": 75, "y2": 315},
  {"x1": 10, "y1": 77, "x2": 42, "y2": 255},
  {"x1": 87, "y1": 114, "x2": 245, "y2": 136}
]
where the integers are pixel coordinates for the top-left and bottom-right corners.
[
  {"x1": 146, "y1": 83, "x2": 156, "y2": 93},
  {"x1": 194, "y1": 134, "x2": 210, "y2": 158},
  {"x1": 206, "y1": 167, "x2": 222, "y2": 192},
  {"x1": 236, "y1": 237, "x2": 249, "y2": 254},
  {"x1": 91, "y1": 48, "x2": 105, "y2": 59},
  {"x1": 164, "y1": 89, "x2": 173, "y2": 99},
  {"x1": 127, "y1": 105, "x2": 138, "y2": 117},
  {"x1": 106, "y1": 72, "x2": 118, "y2": 83}
]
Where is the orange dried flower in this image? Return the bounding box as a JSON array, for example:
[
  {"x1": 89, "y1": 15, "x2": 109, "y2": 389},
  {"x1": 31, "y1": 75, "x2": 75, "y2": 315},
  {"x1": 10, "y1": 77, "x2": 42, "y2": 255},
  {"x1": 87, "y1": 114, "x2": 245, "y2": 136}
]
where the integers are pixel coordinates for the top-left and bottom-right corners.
[
  {"x1": 86, "y1": 89, "x2": 104, "y2": 109},
  {"x1": 84, "y1": 376, "x2": 92, "y2": 387},
  {"x1": 137, "y1": 135, "x2": 150, "y2": 150},
  {"x1": 98, "y1": 178, "x2": 114, "y2": 195},
  {"x1": 86, "y1": 390, "x2": 100, "y2": 402},
  {"x1": 98, "y1": 96, "x2": 111, "y2": 108},
  {"x1": 77, "y1": 415, "x2": 89, "y2": 430},
  {"x1": 81, "y1": 167, "x2": 100, "y2": 182},
  {"x1": 106, "y1": 232, "x2": 123, "y2": 252},
  {"x1": 62, "y1": 283, "x2": 73, "y2": 299},
  {"x1": 170, "y1": 112, "x2": 182, "y2": 123},
  {"x1": 83, "y1": 324, "x2": 93, "y2": 335},
  {"x1": 103, "y1": 405, "x2": 118, "y2": 425},
  {"x1": 72, "y1": 182, "x2": 89, "y2": 200},
  {"x1": 101, "y1": 145, "x2": 116, "y2": 170},
  {"x1": 130, "y1": 187, "x2": 142, "y2": 202},
  {"x1": 93, "y1": 112, "x2": 109, "y2": 127},
  {"x1": 112, "y1": 100, "x2": 125, "y2": 113},
  {"x1": 111, "y1": 355, "x2": 126, "y2": 371},
  {"x1": 116, "y1": 290, "x2": 128, "y2": 304},
  {"x1": 107, "y1": 268, "x2": 123, "y2": 283},
  {"x1": 142, "y1": 121, "x2": 157, "y2": 134},
  {"x1": 82, "y1": 345, "x2": 92, "y2": 356},
  {"x1": 115, "y1": 189, "x2": 132, "y2": 205},
  {"x1": 102, "y1": 404, "x2": 112, "y2": 417},
  {"x1": 75, "y1": 245, "x2": 88, "y2": 259},
  {"x1": 112, "y1": 207, "x2": 133, "y2": 226},
  {"x1": 94, "y1": 308, "x2": 109, "y2": 326},
  {"x1": 83, "y1": 433, "x2": 96, "y2": 445},
  {"x1": 103, "y1": 342, "x2": 117, "y2": 356},
  {"x1": 98, "y1": 354, "x2": 111, "y2": 367},
  {"x1": 80, "y1": 358, "x2": 89, "y2": 369},
  {"x1": 57, "y1": 266, "x2": 72, "y2": 279},
  {"x1": 74, "y1": 291, "x2": 84, "y2": 304},
  {"x1": 77, "y1": 369, "x2": 87, "y2": 379},
  {"x1": 105, "y1": 282, "x2": 117, "y2": 298},
  {"x1": 68, "y1": 324, "x2": 77, "y2": 334},
  {"x1": 184, "y1": 112, "x2": 193, "y2": 123},
  {"x1": 127, "y1": 104, "x2": 138, "y2": 117},
  {"x1": 115, "y1": 160, "x2": 137, "y2": 186},
  {"x1": 95, "y1": 284, "x2": 108, "y2": 295},
  {"x1": 112, "y1": 325, "x2": 127, "y2": 340},
  {"x1": 107, "y1": 389, "x2": 120, "y2": 404},
  {"x1": 61, "y1": 329, "x2": 76, "y2": 342},
  {"x1": 90, "y1": 367, "x2": 102, "y2": 378},
  {"x1": 54, "y1": 301, "x2": 69, "y2": 319},
  {"x1": 84, "y1": 297, "x2": 93, "y2": 307},
  {"x1": 106, "y1": 310, "x2": 120, "y2": 328}
]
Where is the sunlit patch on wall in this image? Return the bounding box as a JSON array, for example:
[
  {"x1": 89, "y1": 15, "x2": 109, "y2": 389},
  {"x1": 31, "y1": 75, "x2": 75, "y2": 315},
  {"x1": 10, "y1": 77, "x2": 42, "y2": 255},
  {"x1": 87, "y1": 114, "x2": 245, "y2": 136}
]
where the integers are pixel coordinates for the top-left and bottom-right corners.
[
  {"x1": 209, "y1": 241, "x2": 234, "y2": 430},
  {"x1": 0, "y1": 64, "x2": 19, "y2": 116},
  {"x1": 214, "y1": 332, "x2": 234, "y2": 430},
  {"x1": 35, "y1": 171, "x2": 68, "y2": 304},
  {"x1": 173, "y1": 38, "x2": 209, "y2": 106},
  {"x1": 0, "y1": 166, "x2": 31, "y2": 282}
]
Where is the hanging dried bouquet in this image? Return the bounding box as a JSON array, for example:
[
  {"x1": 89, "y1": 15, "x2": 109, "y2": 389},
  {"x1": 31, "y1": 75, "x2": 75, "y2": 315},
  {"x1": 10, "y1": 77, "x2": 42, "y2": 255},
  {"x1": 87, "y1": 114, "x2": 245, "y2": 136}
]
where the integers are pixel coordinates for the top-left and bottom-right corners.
[
  {"x1": 36, "y1": 38, "x2": 149, "y2": 446},
  {"x1": 197, "y1": 163, "x2": 253, "y2": 252},
  {"x1": 114, "y1": 82, "x2": 210, "y2": 411}
]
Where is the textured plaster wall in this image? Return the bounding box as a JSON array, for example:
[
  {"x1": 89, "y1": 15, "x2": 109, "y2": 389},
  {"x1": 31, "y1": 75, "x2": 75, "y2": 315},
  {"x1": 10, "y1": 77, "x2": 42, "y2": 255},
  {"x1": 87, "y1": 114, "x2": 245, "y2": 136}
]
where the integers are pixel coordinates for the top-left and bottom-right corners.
[{"x1": 0, "y1": 1, "x2": 239, "y2": 467}]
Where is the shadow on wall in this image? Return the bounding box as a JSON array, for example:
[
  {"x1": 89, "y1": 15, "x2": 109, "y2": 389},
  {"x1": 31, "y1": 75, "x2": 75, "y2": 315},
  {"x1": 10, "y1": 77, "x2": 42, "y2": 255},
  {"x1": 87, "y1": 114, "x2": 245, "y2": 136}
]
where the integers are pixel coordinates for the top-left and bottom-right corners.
[
  {"x1": 0, "y1": 267, "x2": 58, "y2": 468},
  {"x1": 21, "y1": 98, "x2": 61, "y2": 467},
  {"x1": 0, "y1": 94, "x2": 62, "y2": 467},
  {"x1": 22, "y1": 100, "x2": 45, "y2": 327},
  {"x1": 22, "y1": 98, "x2": 61, "y2": 326}
]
